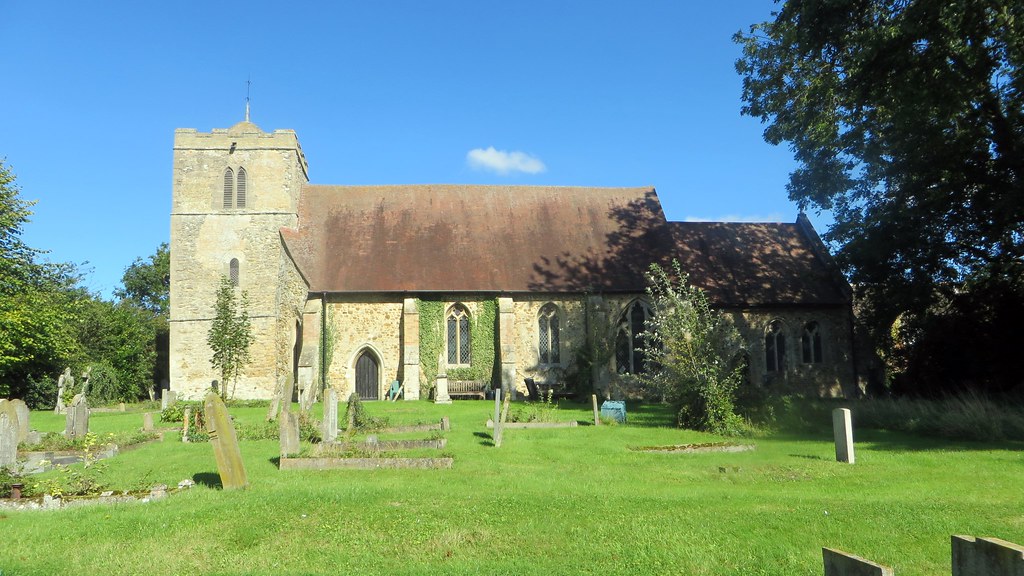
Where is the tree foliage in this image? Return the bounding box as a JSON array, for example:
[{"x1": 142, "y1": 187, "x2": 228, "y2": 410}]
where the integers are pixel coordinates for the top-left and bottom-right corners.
[
  {"x1": 115, "y1": 242, "x2": 169, "y2": 318},
  {"x1": 736, "y1": 1, "x2": 1024, "y2": 393},
  {"x1": 207, "y1": 276, "x2": 254, "y2": 399},
  {"x1": 639, "y1": 261, "x2": 746, "y2": 435}
]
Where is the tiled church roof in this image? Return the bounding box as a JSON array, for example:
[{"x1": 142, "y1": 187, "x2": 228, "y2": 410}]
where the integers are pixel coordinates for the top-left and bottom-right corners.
[{"x1": 280, "y1": 184, "x2": 850, "y2": 306}]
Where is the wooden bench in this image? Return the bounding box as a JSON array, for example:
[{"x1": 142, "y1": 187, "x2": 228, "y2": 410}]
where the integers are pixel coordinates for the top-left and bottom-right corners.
[{"x1": 448, "y1": 380, "x2": 486, "y2": 399}]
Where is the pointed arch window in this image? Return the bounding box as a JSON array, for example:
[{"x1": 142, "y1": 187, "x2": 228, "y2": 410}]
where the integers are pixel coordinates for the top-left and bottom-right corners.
[
  {"x1": 538, "y1": 303, "x2": 561, "y2": 365},
  {"x1": 223, "y1": 168, "x2": 234, "y2": 209},
  {"x1": 446, "y1": 305, "x2": 471, "y2": 366},
  {"x1": 802, "y1": 321, "x2": 823, "y2": 364},
  {"x1": 614, "y1": 300, "x2": 651, "y2": 374},
  {"x1": 765, "y1": 320, "x2": 786, "y2": 372},
  {"x1": 229, "y1": 258, "x2": 240, "y2": 287},
  {"x1": 236, "y1": 167, "x2": 247, "y2": 208}
]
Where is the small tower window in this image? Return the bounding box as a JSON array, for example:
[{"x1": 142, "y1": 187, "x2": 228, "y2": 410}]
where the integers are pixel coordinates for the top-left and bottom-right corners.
[
  {"x1": 223, "y1": 168, "x2": 234, "y2": 209},
  {"x1": 236, "y1": 168, "x2": 247, "y2": 208},
  {"x1": 229, "y1": 258, "x2": 240, "y2": 287}
]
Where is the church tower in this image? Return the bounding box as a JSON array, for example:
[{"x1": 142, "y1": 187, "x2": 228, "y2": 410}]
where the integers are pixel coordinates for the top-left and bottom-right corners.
[{"x1": 169, "y1": 118, "x2": 309, "y2": 399}]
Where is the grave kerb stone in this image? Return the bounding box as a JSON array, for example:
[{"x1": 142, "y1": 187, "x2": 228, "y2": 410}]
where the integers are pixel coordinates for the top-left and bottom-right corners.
[{"x1": 822, "y1": 548, "x2": 893, "y2": 576}]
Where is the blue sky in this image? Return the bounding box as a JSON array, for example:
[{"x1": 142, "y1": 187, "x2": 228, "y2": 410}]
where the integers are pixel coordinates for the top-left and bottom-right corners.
[{"x1": 0, "y1": 1, "x2": 820, "y2": 298}]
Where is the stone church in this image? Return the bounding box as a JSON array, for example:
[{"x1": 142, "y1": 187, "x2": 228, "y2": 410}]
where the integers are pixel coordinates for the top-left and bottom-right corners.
[{"x1": 169, "y1": 118, "x2": 858, "y2": 402}]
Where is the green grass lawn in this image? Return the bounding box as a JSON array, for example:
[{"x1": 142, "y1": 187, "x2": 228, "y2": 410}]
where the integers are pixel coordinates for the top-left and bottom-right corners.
[{"x1": 2, "y1": 400, "x2": 1022, "y2": 575}]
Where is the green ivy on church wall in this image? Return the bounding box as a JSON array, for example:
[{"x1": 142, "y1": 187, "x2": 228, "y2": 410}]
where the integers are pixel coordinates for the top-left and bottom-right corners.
[{"x1": 417, "y1": 297, "x2": 497, "y2": 393}]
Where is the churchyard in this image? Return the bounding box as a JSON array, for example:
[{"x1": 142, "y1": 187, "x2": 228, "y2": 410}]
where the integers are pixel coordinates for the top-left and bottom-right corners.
[{"x1": 1, "y1": 398, "x2": 1022, "y2": 575}]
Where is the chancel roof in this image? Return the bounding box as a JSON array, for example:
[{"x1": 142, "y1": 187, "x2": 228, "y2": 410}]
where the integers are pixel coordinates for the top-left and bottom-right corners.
[{"x1": 280, "y1": 184, "x2": 850, "y2": 306}]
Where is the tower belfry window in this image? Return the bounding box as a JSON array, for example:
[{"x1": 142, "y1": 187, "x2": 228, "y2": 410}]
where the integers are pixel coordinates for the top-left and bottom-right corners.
[
  {"x1": 236, "y1": 168, "x2": 247, "y2": 208},
  {"x1": 223, "y1": 168, "x2": 234, "y2": 209}
]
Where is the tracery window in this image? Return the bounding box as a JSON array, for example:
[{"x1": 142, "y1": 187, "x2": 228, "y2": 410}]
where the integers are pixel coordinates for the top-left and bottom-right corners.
[
  {"x1": 765, "y1": 320, "x2": 786, "y2": 373},
  {"x1": 802, "y1": 321, "x2": 823, "y2": 364},
  {"x1": 538, "y1": 303, "x2": 561, "y2": 365},
  {"x1": 614, "y1": 300, "x2": 651, "y2": 374},
  {"x1": 446, "y1": 305, "x2": 471, "y2": 365}
]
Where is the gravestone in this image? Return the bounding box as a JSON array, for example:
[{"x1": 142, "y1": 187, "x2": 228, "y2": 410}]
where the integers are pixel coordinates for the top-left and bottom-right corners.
[
  {"x1": 279, "y1": 411, "x2": 300, "y2": 457},
  {"x1": 323, "y1": 387, "x2": 339, "y2": 442},
  {"x1": 182, "y1": 406, "x2": 192, "y2": 443},
  {"x1": 952, "y1": 535, "x2": 1024, "y2": 576},
  {"x1": 822, "y1": 548, "x2": 893, "y2": 576},
  {"x1": 55, "y1": 367, "x2": 73, "y2": 414},
  {"x1": 203, "y1": 391, "x2": 248, "y2": 489},
  {"x1": 161, "y1": 390, "x2": 177, "y2": 410},
  {"x1": 267, "y1": 374, "x2": 286, "y2": 421},
  {"x1": 833, "y1": 408, "x2": 855, "y2": 464},
  {"x1": 592, "y1": 394, "x2": 601, "y2": 426},
  {"x1": 142, "y1": 412, "x2": 155, "y2": 432},
  {"x1": 65, "y1": 394, "x2": 89, "y2": 439},
  {"x1": 11, "y1": 399, "x2": 30, "y2": 443},
  {"x1": 434, "y1": 374, "x2": 452, "y2": 404},
  {"x1": 440, "y1": 416, "x2": 450, "y2": 431},
  {"x1": 0, "y1": 400, "x2": 18, "y2": 470},
  {"x1": 493, "y1": 388, "x2": 504, "y2": 447}
]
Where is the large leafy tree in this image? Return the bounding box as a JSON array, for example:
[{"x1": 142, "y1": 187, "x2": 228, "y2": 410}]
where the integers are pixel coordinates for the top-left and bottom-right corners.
[
  {"x1": 116, "y1": 242, "x2": 169, "y2": 317},
  {"x1": 736, "y1": 1, "x2": 1024, "y2": 392}
]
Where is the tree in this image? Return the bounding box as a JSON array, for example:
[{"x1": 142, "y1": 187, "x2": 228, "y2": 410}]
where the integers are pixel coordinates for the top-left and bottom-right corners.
[
  {"x1": 116, "y1": 242, "x2": 169, "y2": 317},
  {"x1": 639, "y1": 261, "x2": 746, "y2": 435},
  {"x1": 0, "y1": 161, "x2": 87, "y2": 401},
  {"x1": 207, "y1": 276, "x2": 254, "y2": 399},
  {"x1": 735, "y1": 1, "x2": 1024, "y2": 393}
]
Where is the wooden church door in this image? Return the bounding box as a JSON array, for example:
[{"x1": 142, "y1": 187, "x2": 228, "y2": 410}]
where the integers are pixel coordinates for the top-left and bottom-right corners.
[{"x1": 355, "y1": 351, "x2": 379, "y2": 400}]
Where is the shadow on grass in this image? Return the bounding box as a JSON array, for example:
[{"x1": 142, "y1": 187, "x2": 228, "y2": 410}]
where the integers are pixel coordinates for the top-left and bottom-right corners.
[
  {"x1": 624, "y1": 403, "x2": 675, "y2": 428},
  {"x1": 269, "y1": 456, "x2": 281, "y2": 468},
  {"x1": 766, "y1": 428, "x2": 1024, "y2": 453},
  {"x1": 193, "y1": 472, "x2": 222, "y2": 489},
  {"x1": 473, "y1": 431, "x2": 495, "y2": 447}
]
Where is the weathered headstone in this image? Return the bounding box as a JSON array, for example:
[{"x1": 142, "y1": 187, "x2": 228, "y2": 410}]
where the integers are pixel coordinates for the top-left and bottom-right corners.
[
  {"x1": 55, "y1": 367, "x2": 73, "y2": 414},
  {"x1": 822, "y1": 548, "x2": 893, "y2": 576},
  {"x1": 833, "y1": 408, "x2": 855, "y2": 464},
  {"x1": 203, "y1": 391, "x2": 248, "y2": 489},
  {"x1": 279, "y1": 411, "x2": 300, "y2": 457},
  {"x1": 434, "y1": 374, "x2": 452, "y2": 404},
  {"x1": 440, "y1": 416, "x2": 450, "y2": 431},
  {"x1": 11, "y1": 399, "x2": 30, "y2": 442},
  {"x1": 119, "y1": 402, "x2": 126, "y2": 412},
  {"x1": 267, "y1": 374, "x2": 286, "y2": 421},
  {"x1": 952, "y1": 535, "x2": 1024, "y2": 576},
  {"x1": 64, "y1": 394, "x2": 89, "y2": 439},
  {"x1": 323, "y1": 387, "x2": 339, "y2": 443},
  {"x1": 0, "y1": 400, "x2": 18, "y2": 470},
  {"x1": 592, "y1": 394, "x2": 601, "y2": 426},
  {"x1": 493, "y1": 388, "x2": 503, "y2": 447},
  {"x1": 161, "y1": 390, "x2": 177, "y2": 410},
  {"x1": 80, "y1": 366, "x2": 92, "y2": 395},
  {"x1": 142, "y1": 412, "x2": 155, "y2": 432},
  {"x1": 182, "y1": 406, "x2": 192, "y2": 443}
]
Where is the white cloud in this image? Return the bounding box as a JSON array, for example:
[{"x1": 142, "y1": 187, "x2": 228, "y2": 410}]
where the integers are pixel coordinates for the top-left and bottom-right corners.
[
  {"x1": 466, "y1": 146, "x2": 546, "y2": 175},
  {"x1": 684, "y1": 212, "x2": 787, "y2": 223}
]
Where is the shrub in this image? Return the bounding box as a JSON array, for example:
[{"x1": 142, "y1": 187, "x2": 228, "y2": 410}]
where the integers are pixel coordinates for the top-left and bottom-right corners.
[
  {"x1": 639, "y1": 261, "x2": 746, "y2": 435},
  {"x1": 343, "y1": 393, "x2": 389, "y2": 432},
  {"x1": 86, "y1": 362, "x2": 135, "y2": 405}
]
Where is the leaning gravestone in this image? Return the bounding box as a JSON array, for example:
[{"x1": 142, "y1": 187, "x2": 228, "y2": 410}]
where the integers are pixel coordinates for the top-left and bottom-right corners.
[
  {"x1": 279, "y1": 411, "x2": 300, "y2": 458},
  {"x1": 65, "y1": 394, "x2": 89, "y2": 439},
  {"x1": 822, "y1": 548, "x2": 893, "y2": 576},
  {"x1": 322, "y1": 387, "x2": 339, "y2": 443},
  {"x1": 11, "y1": 399, "x2": 30, "y2": 443},
  {"x1": 0, "y1": 401, "x2": 18, "y2": 470},
  {"x1": 203, "y1": 391, "x2": 248, "y2": 489}
]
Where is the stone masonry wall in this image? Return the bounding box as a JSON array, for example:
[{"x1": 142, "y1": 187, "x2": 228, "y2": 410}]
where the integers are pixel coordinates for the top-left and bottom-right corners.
[
  {"x1": 511, "y1": 295, "x2": 588, "y2": 395},
  {"x1": 323, "y1": 295, "x2": 404, "y2": 400}
]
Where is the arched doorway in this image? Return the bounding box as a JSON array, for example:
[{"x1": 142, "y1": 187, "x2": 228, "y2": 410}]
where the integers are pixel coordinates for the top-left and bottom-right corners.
[{"x1": 355, "y1": 350, "x2": 379, "y2": 400}]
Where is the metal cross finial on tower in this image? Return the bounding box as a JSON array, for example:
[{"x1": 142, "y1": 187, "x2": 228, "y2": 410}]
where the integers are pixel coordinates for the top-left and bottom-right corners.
[{"x1": 245, "y1": 77, "x2": 251, "y2": 122}]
